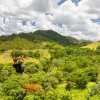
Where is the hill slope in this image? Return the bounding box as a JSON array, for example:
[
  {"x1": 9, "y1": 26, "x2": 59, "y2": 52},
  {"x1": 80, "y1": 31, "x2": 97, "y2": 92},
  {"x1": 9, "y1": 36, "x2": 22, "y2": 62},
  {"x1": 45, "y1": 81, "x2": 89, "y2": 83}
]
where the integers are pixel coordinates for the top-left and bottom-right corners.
[
  {"x1": 0, "y1": 30, "x2": 76, "y2": 46},
  {"x1": 0, "y1": 30, "x2": 94, "y2": 51},
  {"x1": 82, "y1": 42, "x2": 100, "y2": 50}
]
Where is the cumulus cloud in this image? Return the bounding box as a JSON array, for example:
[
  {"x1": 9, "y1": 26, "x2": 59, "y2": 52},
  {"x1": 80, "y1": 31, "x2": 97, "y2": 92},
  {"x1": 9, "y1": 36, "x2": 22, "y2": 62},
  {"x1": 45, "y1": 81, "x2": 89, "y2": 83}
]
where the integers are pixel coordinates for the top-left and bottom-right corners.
[{"x1": 0, "y1": 0, "x2": 100, "y2": 41}]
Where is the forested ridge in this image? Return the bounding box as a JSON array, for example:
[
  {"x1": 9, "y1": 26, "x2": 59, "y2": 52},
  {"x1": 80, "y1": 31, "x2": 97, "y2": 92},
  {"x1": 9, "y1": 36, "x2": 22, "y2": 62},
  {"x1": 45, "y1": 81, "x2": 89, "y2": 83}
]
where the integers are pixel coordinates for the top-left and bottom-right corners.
[
  {"x1": 0, "y1": 30, "x2": 92, "y2": 49},
  {"x1": 0, "y1": 30, "x2": 100, "y2": 100}
]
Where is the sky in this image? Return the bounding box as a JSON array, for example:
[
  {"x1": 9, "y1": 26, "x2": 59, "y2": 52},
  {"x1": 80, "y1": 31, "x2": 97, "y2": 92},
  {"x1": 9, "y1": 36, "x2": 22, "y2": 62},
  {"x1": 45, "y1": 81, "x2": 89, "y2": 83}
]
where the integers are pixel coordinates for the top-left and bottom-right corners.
[{"x1": 0, "y1": 0, "x2": 100, "y2": 41}]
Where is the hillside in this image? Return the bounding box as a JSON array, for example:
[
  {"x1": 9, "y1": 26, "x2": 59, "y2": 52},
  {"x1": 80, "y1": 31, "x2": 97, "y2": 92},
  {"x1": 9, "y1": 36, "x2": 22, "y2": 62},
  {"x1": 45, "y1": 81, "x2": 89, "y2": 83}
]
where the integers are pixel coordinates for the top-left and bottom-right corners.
[
  {"x1": 0, "y1": 42, "x2": 100, "y2": 99},
  {"x1": 0, "y1": 30, "x2": 100, "y2": 100},
  {"x1": 82, "y1": 42, "x2": 100, "y2": 50},
  {"x1": 0, "y1": 30, "x2": 75, "y2": 46},
  {"x1": 0, "y1": 30, "x2": 94, "y2": 51}
]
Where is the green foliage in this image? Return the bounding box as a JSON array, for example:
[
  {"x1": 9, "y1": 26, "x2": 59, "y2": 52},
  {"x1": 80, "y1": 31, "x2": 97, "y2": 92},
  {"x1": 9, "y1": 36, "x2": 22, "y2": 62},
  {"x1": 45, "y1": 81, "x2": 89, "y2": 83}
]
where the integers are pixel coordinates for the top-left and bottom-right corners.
[
  {"x1": 49, "y1": 49, "x2": 67, "y2": 59},
  {"x1": 85, "y1": 67, "x2": 99, "y2": 82},
  {"x1": 85, "y1": 78, "x2": 100, "y2": 100},
  {"x1": 66, "y1": 69, "x2": 85, "y2": 82},
  {"x1": 29, "y1": 71, "x2": 47, "y2": 85},
  {"x1": 23, "y1": 94, "x2": 41, "y2": 100},
  {"x1": 75, "y1": 74, "x2": 88, "y2": 89},
  {"x1": 33, "y1": 51, "x2": 40, "y2": 58},
  {"x1": 25, "y1": 62, "x2": 41, "y2": 74},
  {"x1": 96, "y1": 45, "x2": 100, "y2": 50},
  {"x1": 76, "y1": 57, "x2": 93, "y2": 68},
  {"x1": 63, "y1": 62, "x2": 78, "y2": 73},
  {"x1": 1, "y1": 75, "x2": 28, "y2": 100},
  {"x1": 0, "y1": 48, "x2": 6, "y2": 52},
  {"x1": 0, "y1": 96, "x2": 14, "y2": 100},
  {"x1": 51, "y1": 59, "x2": 64, "y2": 68},
  {"x1": 28, "y1": 51, "x2": 40, "y2": 58},
  {"x1": 47, "y1": 76, "x2": 59, "y2": 89},
  {"x1": 45, "y1": 90, "x2": 72, "y2": 100},
  {"x1": 0, "y1": 64, "x2": 14, "y2": 83},
  {"x1": 11, "y1": 50, "x2": 23, "y2": 57},
  {"x1": 52, "y1": 70, "x2": 64, "y2": 83},
  {"x1": 65, "y1": 81, "x2": 74, "y2": 91},
  {"x1": 40, "y1": 58, "x2": 51, "y2": 72},
  {"x1": 0, "y1": 34, "x2": 100, "y2": 100},
  {"x1": 95, "y1": 46, "x2": 100, "y2": 54}
]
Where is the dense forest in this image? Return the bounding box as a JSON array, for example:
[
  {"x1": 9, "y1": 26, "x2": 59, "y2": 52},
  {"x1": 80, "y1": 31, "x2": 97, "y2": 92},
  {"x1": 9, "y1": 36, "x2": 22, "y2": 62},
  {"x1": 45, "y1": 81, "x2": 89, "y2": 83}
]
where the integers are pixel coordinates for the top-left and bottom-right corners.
[{"x1": 0, "y1": 30, "x2": 100, "y2": 100}]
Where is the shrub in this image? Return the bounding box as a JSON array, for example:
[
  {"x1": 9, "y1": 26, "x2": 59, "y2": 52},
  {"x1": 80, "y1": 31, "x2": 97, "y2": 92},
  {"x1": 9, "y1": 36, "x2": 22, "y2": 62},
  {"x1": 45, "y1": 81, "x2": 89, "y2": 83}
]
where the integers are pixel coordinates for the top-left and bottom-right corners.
[
  {"x1": 96, "y1": 46, "x2": 100, "y2": 50},
  {"x1": 24, "y1": 84, "x2": 42, "y2": 92},
  {"x1": 11, "y1": 50, "x2": 23, "y2": 57},
  {"x1": 24, "y1": 63, "x2": 41, "y2": 74},
  {"x1": 40, "y1": 58, "x2": 51, "y2": 72},
  {"x1": 0, "y1": 96, "x2": 14, "y2": 100},
  {"x1": 45, "y1": 90, "x2": 72, "y2": 100},
  {"x1": 24, "y1": 84, "x2": 44, "y2": 99},
  {"x1": 29, "y1": 71, "x2": 47, "y2": 85},
  {"x1": 52, "y1": 70, "x2": 64, "y2": 83},
  {"x1": 23, "y1": 94, "x2": 41, "y2": 100},
  {"x1": 85, "y1": 78, "x2": 100, "y2": 100},
  {"x1": 52, "y1": 59, "x2": 64, "y2": 68},
  {"x1": 0, "y1": 48, "x2": 5, "y2": 52},
  {"x1": 1, "y1": 75, "x2": 28, "y2": 100},
  {"x1": 65, "y1": 81, "x2": 74, "y2": 91},
  {"x1": 85, "y1": 67, "x2": 99, "y2": 82},
  {"x1": 28, "y1": 51, "x2": 40, "y2": 58},
  {"x1": 63, "y1": 62, "x2": 78, "y2": 73},
  {"x1": 47, "y1": 76, "x2": 59, "y2": 89},
  {"x1": 33, "y1": 51, "x2": 40, "y2": 58},
  {"x1": 60, "y1": 91, "x2": 72, "y2": 100},
  {"x1": 76, "y1": 58, "x2": 92, "y2": 68},
  {"x1": 75, "y1": 74, "x2": 88, "y2": 89},
  {"x1": 28, "y1": 51, "x2": 34, "y2": 57}
]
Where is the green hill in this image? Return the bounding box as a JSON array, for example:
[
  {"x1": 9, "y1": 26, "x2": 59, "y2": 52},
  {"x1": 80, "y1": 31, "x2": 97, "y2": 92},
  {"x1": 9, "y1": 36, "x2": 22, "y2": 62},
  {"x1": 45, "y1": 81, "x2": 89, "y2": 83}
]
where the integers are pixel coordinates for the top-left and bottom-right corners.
[
  {"x1": 82, "y1": 42, "x2": 100, "y2": 50},
  {"x1": 0, "y1": 30, "x2": 76, "y2": 46},
  {"x1": 0, "y1": 30, "x2": 94, "y2": 51},
  {"x1": 0, "y1": 31, "x2": 100, "y2": 99}
]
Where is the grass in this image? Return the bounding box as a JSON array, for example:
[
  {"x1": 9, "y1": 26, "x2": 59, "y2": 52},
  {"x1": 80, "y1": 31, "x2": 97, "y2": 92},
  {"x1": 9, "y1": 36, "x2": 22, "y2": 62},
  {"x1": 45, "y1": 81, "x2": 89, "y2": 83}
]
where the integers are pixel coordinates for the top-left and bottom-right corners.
[
  {"x1": 0, "y1": 49, "x2": 51, "y2": 64},
  {"x1": 56, "y1": 82, "x2": 95, "y2": 100},
  {"x1": 82, "y1": 42, "x2": 100, "y2": 50}
]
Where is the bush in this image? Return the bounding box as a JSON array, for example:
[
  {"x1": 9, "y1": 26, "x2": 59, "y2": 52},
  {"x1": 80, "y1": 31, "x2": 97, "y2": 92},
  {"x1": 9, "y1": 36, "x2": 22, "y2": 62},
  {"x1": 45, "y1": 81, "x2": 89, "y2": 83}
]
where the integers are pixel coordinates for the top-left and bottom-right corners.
[
  {"x1": 65, "y1": 81, "x2": 74, "y2": 91},
  {"x1": 47, "y1": 76, "x2": 59, "y2": 89},
  {"x1": 76, "y1": 58, "x2": 92, "y2": 68},
  {"x1": 96, "y1": 46, "x2": 100, "y2": 50},
  {"x1": 60, "y1": 91, "x2": 72, "y2": 100},
  {"x1": 0, "y1": 64, "x2": 14, "y2": 82},
  {"x1": 1, "y1": 75, "x2": 28, "y2": 100},
  {"x1": 23, "y1": 94, "x2": 41, "y2": 100},
  {"x1": 28, "y1": 51, "x2": 40, "y2": 58},
  {"x1": 75, "y1": 74, "x2": 88, "y2": 89},
  {"x1": 85, "y1": 78, "x2": 100, "y2": 100},
  {"x1": 0, "y1": 48, "x2": 5, "y2": 52},
  {"x1": 24, "y1": 63, "x2": 41, "y2": 74},
  {"x1": 63, "y1": 62, "x2": 78, "y2": 73},
  {"x1": 52, "y1": 70, "x2": 64, "y2": 83},
  {"x1": 45, "y1": 90, "x2": 72, "y2": 100},
  {"x1": 85, "y1": 67, "x2": 99, "y2": 82},
  {"x1": 24, "y1": 84, "x2": 42, "y2": 92},
  {"x1": 0, "y1": 96, "x2": 14, "y2": 100},
  {"x1": 11, "y1": 50, "x2": 23, "y2": 57},
  {"x1": 29, "y1": 71, "x2": 47, "y2": 85},
  {"x1": 33, "y1": 51, "x2": 40, "y2": 58},
  {"x1": 40, "y1": 58, "x2": 51, "y2": 72}
]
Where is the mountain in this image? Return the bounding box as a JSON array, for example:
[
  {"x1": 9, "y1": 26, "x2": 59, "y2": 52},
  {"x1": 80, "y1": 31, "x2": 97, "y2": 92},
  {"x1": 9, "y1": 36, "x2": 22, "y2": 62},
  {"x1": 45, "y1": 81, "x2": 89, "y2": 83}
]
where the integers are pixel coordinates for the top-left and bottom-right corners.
[
  {"x1": 0, "y1": 30, "x2": 93, "y2": 51},
  {"x1": 0, "y1": 30, "x2": 77, "y2": 45}
]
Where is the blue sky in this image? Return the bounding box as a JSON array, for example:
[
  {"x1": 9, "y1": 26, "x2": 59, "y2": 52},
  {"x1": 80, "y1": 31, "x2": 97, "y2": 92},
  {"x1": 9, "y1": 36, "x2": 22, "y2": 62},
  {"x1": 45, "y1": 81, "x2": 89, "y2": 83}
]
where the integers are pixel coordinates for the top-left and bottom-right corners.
[
  {"x1": 58, "y1": 0, "x2": 82, "y2": 6},
  {"x1": 0, "y1": 0, "x2": 100, "y2": 41}
]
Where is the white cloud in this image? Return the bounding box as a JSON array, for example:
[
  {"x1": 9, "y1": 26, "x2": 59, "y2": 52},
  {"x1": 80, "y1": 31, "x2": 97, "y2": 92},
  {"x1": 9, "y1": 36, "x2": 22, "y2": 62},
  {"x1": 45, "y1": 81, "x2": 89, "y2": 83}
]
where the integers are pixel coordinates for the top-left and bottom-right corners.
[{"x1": 0, "y1": 0, "x2": 100, "y2": 41}]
